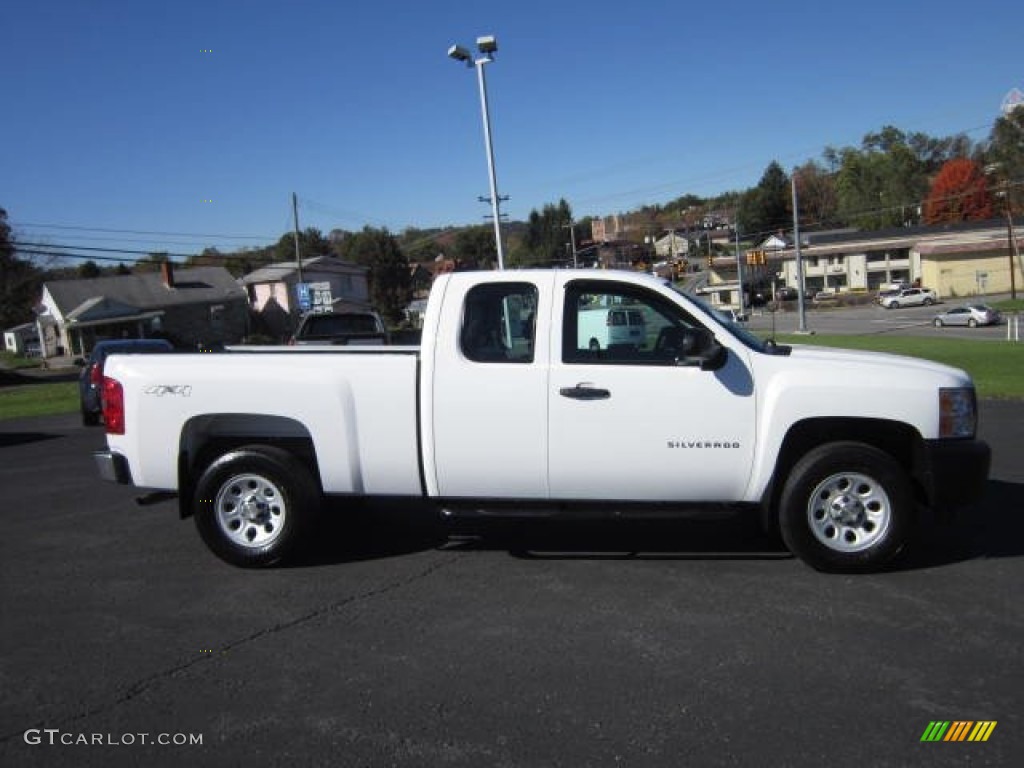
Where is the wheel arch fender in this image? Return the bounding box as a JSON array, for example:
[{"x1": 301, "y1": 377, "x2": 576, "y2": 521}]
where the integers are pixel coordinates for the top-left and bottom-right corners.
[
  {"x1": 759, "y1": 417, "x2": 927, "y2": 534},
  {"x1": 177, "y1": 414, "x2": 319, "y2": 519}
]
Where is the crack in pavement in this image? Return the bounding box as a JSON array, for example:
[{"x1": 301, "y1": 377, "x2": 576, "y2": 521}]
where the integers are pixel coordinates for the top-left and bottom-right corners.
[{"x1": 0, "y1": 551, "x2": 466, "y2": 743}]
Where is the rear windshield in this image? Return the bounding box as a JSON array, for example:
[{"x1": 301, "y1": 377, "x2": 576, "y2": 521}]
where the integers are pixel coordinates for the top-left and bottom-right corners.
[
  {"x1": 95, "y1": 341, "x2": 171, "y2": 359},
  {"x1": 304, "y1": 314, "x2": 379, "y2": 335}
]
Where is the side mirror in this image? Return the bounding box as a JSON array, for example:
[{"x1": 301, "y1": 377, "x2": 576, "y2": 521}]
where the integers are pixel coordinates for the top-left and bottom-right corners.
[{"x1": 656, "y1": 327, "x2": 726, "y2": 370}]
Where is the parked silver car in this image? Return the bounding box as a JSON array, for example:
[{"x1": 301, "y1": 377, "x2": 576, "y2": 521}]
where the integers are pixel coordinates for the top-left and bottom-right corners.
[
  {"x1": 880, "y1": 287, "x2": 937, "y2": 309},
  {"x1": 932, "y1": 304, "x2": 1001, "y2": 328}
]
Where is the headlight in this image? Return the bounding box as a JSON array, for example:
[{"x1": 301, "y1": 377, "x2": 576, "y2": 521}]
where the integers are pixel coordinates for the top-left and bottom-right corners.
[{"x1": 939, "y1": 387, "x2": 976, "y2": 438}]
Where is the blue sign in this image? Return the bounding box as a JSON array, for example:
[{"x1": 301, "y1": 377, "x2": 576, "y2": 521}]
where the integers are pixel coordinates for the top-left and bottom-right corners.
[{"x1": 296, "y1": 282, "x2": 311, "y2": 312}]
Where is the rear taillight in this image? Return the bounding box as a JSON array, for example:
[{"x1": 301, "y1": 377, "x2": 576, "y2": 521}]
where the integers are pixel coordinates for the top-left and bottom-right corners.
[
  {"x1": 102, "y1": 376, "x2": 125, "y2": 435},
  {"x1": 89, "y1": 362, "x2": 102, "y2": 387}
]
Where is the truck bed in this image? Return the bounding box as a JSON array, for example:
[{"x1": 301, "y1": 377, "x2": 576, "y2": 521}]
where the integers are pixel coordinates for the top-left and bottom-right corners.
[{"x1": 103, "y1": 347, "x2": 423, "y2": 495}]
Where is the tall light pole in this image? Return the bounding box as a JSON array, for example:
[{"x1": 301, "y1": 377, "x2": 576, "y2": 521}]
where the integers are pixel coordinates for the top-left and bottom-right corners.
[
  {"x1": 448, "y1": 35, "x2": 506, "y2": 270},
  {"x1": 563, "y1": 219, "x2": 578, "y2": 268},
  {"x1": 792, "y1": 172, "x2": 809, "y2": 333}
]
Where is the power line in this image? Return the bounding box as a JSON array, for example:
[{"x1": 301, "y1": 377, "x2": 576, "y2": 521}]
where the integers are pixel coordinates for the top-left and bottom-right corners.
[
  {"x1": 13, "y1": 248, "x2": 140, "y2": 264},
  {"x1": 12, "y1": 240, "x2": 198, "y2": 259},
  {"x1": 15, "y1": 221, "x2": 276, "y2": 241}
]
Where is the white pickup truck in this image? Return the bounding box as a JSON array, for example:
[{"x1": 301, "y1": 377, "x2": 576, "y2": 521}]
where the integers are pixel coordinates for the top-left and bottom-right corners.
[{"x1": 95, "y1": 270, "x2": 990, "y2": 573}]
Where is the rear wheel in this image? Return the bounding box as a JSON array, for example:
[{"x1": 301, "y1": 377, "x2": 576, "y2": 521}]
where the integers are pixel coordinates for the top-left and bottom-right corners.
[
  {"x1": 193, "y1": 445, "x2": 320, "y2": 567},
  {"x1": 778, "y1": 442, "x2": 914, "y2": 573},
  {"x1": 968, "y1": 318, "x2": 977, "y2": 328}
]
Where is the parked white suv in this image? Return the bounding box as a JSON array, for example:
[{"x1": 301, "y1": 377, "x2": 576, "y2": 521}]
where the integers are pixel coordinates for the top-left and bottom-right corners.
[{"x1": 880, "y1": 287, "x2": 937, "y2": 309}]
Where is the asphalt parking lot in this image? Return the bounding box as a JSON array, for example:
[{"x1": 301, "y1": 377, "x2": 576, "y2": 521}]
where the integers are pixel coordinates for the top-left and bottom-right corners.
[
  {"x1": 746, "y1": 297, "x2": 1020, "y2": 341},
  {"x1": 1, "y1": 405, "x2": 1021, "y2": 767}
]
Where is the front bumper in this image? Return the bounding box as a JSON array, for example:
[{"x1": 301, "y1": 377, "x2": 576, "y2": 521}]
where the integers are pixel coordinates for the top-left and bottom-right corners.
[
  {"x1": 94, "y1": 450, "x2": 133, "y2": 485},
  {"x1": 920, "y1": 438, "x2": 991, "y2": 511}
]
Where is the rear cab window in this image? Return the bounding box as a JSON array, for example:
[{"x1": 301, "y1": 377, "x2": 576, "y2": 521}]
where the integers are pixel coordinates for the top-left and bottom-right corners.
[{"x1": 460, "y1": 283, "x2": 539, "y2": 364}]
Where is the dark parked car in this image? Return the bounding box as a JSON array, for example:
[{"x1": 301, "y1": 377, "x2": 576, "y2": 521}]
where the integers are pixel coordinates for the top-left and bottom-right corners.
[
  {"x1": 776, "y1": 286, "x2": 798, "y2": 301},
  {"x1": 289, "y1": 311, "x2": 389, "y2": 346},
  {"x1": 78, "y1": 339, "x2": 174, "y2": 425}
]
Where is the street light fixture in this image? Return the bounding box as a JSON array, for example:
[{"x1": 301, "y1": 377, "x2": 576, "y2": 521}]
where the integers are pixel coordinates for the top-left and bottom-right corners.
[{"x1": 448, "y1": 34, "x2": 506, "y2": 270}]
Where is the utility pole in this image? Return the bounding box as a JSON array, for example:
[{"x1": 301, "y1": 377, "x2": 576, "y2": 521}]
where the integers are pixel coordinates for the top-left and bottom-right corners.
[
  {"x1": 563, "y1": 220, "x2": 578, "y2": 268},
  {"x1": 1005, "y1": 191, "x2": 1019, "y2": 300},
  {"x1": 292, "y1": 192, "x2": 304, "y2": 284},
  {"x1": 734, "y1": 227, "x2": 745, "y2": 317}
]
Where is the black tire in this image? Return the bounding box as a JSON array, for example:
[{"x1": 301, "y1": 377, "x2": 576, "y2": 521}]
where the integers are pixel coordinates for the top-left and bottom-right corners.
[
  {"x1": 81, "y1": 407, "x2": 100, "y2": 427},
  {"x1": 888, "y1": 301, "x2": 899, "y2": 309},
  {"x1": 923, "y1": 297, "x2": 934, "y2": 306},
  {"x1": 778, "y1": 442, "x2": 915, "y2": 573},
  {"x1": 933, "y1": 318, "x2": 944, "y2": 328},
  {"x1": 193, "y1": 445, "x2": 320, "y2": 567},
  {"x1": 967, "y1": 318, "x2": 977, "y2": 328}
]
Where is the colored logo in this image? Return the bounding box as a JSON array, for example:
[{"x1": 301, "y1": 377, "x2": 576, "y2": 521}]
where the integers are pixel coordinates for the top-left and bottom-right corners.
[{"x1": 920, "y1": 721, "x2": 997, "y2": 742}]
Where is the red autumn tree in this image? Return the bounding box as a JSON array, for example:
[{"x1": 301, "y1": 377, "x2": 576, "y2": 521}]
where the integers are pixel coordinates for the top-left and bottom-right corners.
[{"x1": 923, "y1": 158, "x2": 993, "y2": 224}]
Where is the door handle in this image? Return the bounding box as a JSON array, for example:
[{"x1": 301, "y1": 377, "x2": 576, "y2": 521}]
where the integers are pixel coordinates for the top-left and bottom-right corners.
[{"x1": 559, "y1": 384, "x2": 611, "y2": 400}]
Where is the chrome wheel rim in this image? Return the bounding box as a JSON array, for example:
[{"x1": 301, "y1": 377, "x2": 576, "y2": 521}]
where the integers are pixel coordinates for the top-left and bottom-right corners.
[
  {"x1": 806, "y1": 471, "x2": 891, "y2": 553},
  {"x1": 215, "y1": 473, "x2": 287, "y2": 549}
]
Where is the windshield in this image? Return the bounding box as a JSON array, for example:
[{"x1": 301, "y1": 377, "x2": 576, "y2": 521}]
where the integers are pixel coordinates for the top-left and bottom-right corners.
[{"x1": 667, "y1": 284, "x2": 781, "y2": 354}]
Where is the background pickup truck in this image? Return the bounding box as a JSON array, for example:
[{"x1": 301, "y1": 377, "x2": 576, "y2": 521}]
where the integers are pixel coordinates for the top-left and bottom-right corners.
[
  {"x1": 289, "y1": 309, "x2": 389, "y2": 345},
  {"x1": 95, "y1": 270, "x2": 990, "y2": 573}
]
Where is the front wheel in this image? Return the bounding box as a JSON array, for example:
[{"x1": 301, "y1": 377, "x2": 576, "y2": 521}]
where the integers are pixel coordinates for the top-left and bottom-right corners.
[
  {"x1": 967, "y1": 318, "x2": 977, "y2": 328},
  {"x1": 778, "y1": 442, "x2": 915, "y2": 573},
  {"x1": 933, "y1": 318, "x2": 944, "y2": 327},
  {"x1": 193, "y1": 445, "x2": 320, "y2": 567}
]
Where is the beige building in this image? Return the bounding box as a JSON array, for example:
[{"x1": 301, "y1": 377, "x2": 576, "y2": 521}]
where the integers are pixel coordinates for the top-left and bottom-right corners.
[
  {"x1": 762, "y1": 220, "x2": 1021, "y2": 299},
  {"x1": 917, "y1": 231, "x2": 1022, "y2": 298}
]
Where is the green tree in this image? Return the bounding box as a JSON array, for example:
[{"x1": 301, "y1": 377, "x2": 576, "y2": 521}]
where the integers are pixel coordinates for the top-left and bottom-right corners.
[
  {"x1": 736, "y1": 162, "x2": 790, "y2": 240},
  {"x1": 985, "y1": 108, "x2": 1024, "y2": 216},
  {"x1": 273, "y1": 227, "x2": 330, "y2": 263},
  {"x1": 0, "y1": 208, "x2": 43, "y2": 329},
  {"x1": 832, "y1": 126, "x2": 943, "y2": 229},
  {"x1": 133, "y1": 251, "x2": 169, "y2": 272},
  {"x1": 77, "y1": 260, "x2": 101, "y2": 278},
  {"x1": 522, "y1": 198, "x2": 573, "y2": 265},
  {"x1": 345, "y1": 227, "x2": 411, "y2": 323},
  {"x1": 187, "y1": 247, "x2": 222, "y2": 267},
  {"x1": 452, "y1": 226, "x2": 495, "y2": 269},
  {"x1": 793, "y1": 161, "x2": 839, "y2": 230}
]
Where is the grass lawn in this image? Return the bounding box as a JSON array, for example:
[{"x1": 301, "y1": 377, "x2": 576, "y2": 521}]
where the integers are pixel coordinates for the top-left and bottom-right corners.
[
  {"x1": 991, "y1": 298, "x2": 1024, "y2": 313},
  {"x1": 0, "y1": 381, "x2": 79, "y2": 421},
  {"x1": 773, "y1": 334, "x2": 1024, "y2": 400},
  {"x1": 0, "y1": 351, "x2": 43, "y2": 370}
]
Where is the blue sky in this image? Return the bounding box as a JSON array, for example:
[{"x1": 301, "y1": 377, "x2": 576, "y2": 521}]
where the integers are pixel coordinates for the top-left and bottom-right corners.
[{"x1": 1, "y1": 0, "x2": 1020, "y2": 259}]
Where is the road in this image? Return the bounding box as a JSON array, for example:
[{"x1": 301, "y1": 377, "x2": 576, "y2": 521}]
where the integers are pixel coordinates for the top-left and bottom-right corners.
[
  {"x1": 745, "y1": 298, "x2": 1019, "y2": 341},
  {"x1": 1, "y1": 407, "x2": 1021, "y2": 767}
]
